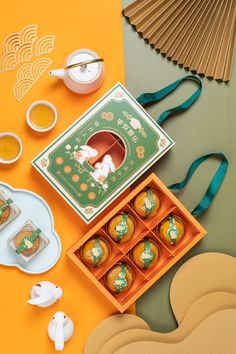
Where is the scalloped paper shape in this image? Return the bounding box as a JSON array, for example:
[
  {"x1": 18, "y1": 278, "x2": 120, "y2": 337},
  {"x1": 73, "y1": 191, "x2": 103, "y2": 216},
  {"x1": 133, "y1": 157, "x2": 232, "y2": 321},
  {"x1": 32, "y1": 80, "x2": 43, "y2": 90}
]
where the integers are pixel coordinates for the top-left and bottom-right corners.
[
  {"x1": 0, "y1": 182, "x2": 61, "y2": 274},
  {"x1": 14, "y1": 57, "x2": 52, "y2": 101}
]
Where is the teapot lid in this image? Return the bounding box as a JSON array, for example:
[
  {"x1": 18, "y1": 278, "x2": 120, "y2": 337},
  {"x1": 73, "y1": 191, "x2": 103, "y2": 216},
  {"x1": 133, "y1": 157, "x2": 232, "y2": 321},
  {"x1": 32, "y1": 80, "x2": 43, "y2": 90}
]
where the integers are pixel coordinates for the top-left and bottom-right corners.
[{"x1": 67, "y1": 49, "x2": 103, "y2": 83}]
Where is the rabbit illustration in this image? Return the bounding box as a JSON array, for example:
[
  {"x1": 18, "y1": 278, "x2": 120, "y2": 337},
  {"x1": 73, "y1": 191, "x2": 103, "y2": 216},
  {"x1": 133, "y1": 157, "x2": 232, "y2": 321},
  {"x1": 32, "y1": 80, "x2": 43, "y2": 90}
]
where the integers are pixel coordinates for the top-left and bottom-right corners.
[
  {"x1": 48, "y1": 311, "x2": 74, "y2": 351},
  {"x1": 27, "y1": 281, "x2": 62, "y2": 308},
  {"x1": 90, "y1": 154, "x2": 115, "y2": 185},
  {"x1": 73, "y1": 145, "x2": 98, "y2": 165}
]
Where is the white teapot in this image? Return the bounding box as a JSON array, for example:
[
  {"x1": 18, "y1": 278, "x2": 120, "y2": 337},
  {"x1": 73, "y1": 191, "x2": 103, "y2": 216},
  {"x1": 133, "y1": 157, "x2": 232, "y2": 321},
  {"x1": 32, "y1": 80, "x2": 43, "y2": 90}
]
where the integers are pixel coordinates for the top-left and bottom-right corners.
[{"x1": 49, "y1": 48, "x2": 105, "y2": 94}]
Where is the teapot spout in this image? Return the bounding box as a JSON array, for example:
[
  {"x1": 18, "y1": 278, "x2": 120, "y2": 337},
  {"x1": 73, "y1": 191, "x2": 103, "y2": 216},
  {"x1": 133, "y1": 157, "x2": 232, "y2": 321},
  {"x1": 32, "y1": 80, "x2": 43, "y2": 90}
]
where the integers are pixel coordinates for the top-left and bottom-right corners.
[{"x1": 49, "y1": 68, "x2": 65, "y2": 79}]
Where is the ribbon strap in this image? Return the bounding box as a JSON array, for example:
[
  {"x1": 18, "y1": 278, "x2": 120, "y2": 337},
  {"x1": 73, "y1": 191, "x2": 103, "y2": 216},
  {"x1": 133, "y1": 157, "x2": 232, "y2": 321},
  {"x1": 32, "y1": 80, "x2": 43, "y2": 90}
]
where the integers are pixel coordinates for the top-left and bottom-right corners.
[
  {"x1": 168, "y1": 153, "x2": 228, "y2": 216},
  {"x1": 136, "y1": 75, "x2": 202, "y2": 126}
]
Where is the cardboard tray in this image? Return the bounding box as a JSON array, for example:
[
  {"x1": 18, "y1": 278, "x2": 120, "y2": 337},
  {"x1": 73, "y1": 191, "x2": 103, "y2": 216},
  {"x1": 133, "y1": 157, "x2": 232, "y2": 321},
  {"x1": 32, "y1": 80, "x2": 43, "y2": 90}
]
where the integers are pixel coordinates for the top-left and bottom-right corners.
[{"x1": 67, "y1": 173, "x2": 207, "y2": 313}]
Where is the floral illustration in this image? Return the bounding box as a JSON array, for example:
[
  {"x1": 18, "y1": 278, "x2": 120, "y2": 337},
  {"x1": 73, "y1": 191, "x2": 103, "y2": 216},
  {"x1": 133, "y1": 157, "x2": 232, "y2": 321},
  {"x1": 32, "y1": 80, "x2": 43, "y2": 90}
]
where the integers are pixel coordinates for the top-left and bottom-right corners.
[
  {"x1": 114, "y1": 91, "x2": 124, "y2": 99},
  {"x1": 130, "y1": 117, "x2": 142, "y2": 130},
  {"x1": 84, "y1": 207, "x2": 94, "y2": 215},
  {"x1": 40, "y1": 158, "x2": 49, "y2": 168},
  {"x1": 122, "y1": 111, "x2": 147, "y2": 138},
  {"x1": 159, "y1": 138, "x2": 167, "y2": 148}
]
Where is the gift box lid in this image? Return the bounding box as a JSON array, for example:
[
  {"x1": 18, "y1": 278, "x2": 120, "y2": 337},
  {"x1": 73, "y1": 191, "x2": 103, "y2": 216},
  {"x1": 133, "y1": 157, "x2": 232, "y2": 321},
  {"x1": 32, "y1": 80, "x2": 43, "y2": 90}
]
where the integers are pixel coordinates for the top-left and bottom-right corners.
[{"x1": 32, "y1": 83, "x2": 174, "y2": 223}]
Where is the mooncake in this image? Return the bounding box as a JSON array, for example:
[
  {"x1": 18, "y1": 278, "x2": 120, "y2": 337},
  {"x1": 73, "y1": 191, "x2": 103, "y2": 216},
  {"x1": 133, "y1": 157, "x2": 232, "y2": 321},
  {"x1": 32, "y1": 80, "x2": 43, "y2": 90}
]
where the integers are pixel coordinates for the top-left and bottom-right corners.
[
  {"x1": 105, "y1": 263, "x2": 134, "y2": 294},
  {"x1": 133, "y1": 188, "x2": 161, "y2": 218},
  {"x1": 107, "y1": 213, "x2": 135, "y2": 243},
  {"x1": 158, "y1": 215, "x2": 185, "y2": 246},
  {"x1": 80, "y1": 236, "x2": 110, "y2": 267},
  {"x1": 130, "y1": 238, "x2": 160, "y2": 270}
]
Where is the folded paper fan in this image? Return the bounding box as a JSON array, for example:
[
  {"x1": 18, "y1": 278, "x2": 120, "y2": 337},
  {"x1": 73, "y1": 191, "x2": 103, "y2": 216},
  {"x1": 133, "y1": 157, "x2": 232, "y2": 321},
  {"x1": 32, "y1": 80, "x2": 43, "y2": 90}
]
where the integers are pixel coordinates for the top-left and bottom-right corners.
[{"x1": 123, "y1": 0, "x2": 236, "y2": 81}]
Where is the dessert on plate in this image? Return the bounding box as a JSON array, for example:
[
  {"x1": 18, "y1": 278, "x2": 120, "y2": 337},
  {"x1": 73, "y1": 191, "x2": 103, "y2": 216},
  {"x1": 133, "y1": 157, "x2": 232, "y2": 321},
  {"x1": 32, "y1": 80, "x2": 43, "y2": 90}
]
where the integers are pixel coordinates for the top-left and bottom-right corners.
[
  {"x1": 0, "y1": 191, "x2": 20, "y2": 230},
  {"x1": 8, "y1": 220, "x2": 50, "y2": 262}
]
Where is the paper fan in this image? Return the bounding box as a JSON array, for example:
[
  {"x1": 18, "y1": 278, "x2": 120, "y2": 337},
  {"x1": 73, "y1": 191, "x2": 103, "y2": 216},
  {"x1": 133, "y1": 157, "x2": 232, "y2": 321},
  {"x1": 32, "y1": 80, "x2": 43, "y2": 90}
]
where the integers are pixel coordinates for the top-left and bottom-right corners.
[{"x1": 123, "y1": 0, "x2": 236, "y2": 81}]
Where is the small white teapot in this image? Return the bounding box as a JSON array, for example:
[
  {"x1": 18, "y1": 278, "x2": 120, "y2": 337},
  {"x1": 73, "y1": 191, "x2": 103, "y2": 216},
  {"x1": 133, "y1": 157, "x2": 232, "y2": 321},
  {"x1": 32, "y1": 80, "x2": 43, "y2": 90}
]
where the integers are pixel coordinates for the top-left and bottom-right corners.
[{"x1": 49, "y1": 48, "x2": 105, "y2": 94}]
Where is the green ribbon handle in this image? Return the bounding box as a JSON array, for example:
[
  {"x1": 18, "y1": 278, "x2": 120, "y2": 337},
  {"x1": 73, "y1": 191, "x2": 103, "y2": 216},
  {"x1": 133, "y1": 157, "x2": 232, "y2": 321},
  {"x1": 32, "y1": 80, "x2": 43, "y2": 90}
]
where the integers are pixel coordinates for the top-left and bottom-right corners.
[
  {"x1": 168, "y1": 153, "x2": 228, "y2": 216},
  {"x1": 136, "y1": 75, "x2": 202, "y2": 126},
  {"x1": 16, "y1": 228, "x2": 41, "y2": 254},
  {"x1": 0, "y1": 198, "x2": 12, "y2": 218}
]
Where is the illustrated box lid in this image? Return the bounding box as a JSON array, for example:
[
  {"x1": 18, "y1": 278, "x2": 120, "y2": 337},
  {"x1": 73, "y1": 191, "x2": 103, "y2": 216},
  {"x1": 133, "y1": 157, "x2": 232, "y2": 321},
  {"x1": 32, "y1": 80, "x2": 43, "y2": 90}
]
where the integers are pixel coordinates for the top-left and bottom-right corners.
[{"x1": 32, "y1": 83, "x2": 174, "y2": 223}]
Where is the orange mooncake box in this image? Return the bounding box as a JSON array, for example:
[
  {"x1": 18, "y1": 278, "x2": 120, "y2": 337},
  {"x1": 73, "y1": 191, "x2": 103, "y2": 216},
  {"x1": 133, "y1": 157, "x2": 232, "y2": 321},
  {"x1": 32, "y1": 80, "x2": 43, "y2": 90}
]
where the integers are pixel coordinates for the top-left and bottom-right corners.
[
  {"x1": 0, "y1": 191, "x2": 21, "y2": 231},
  {"x1": 8, "y1": 220, "x2": 50, "y2": 262},
  {"x1": 67, "y1": 173, "x2": 207, "y2": 313}
]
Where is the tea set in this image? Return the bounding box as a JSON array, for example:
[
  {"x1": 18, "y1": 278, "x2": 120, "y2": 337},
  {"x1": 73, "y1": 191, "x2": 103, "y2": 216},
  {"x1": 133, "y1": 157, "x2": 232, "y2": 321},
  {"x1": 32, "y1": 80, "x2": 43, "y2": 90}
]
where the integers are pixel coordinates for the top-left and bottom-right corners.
[{"x1": 0, "y1": 48, "x2": 105, "y2": 165}]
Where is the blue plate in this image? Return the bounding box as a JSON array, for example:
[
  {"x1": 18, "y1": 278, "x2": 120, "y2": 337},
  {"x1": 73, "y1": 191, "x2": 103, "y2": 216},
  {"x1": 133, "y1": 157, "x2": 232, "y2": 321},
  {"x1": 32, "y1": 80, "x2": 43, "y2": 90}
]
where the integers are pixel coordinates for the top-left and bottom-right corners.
[{"x1": 0, "y1": 182, "x2": 61, "y2": 274}]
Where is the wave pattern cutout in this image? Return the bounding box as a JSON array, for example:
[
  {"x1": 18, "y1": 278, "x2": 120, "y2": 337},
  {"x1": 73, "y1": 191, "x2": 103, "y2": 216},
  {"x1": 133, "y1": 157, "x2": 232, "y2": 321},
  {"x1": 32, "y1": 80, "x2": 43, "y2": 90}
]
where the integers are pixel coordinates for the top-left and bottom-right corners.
[
  {"x1": 34, "y1": 35, "x2": 55, "y2": 56},
  {"x1": 2, "y1": 33, "x2": 20, "y2": 55},
  {"x1": 19, "y1": 24, "x2": 37, "y2": 45},
  {"x1": 1, "y1": 52, "x2": 16, "y2": 72},
  {"x1": 0, "y1": 24, "x2": 57, "y2": 73},
  {"x1": 0, "y1": 25, "x2": 37, "y2": 73},
  {"x1": 14, "y1": 58, "x2": 52, "y2": 101},
  {"x1": 15, "y1": 43, "x2": 33, "y2": 64}
]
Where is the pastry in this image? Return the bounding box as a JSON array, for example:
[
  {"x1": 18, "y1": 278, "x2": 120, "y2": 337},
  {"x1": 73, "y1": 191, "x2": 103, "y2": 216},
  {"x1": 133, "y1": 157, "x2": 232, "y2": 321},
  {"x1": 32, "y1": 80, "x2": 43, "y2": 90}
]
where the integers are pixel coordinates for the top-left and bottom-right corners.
[
  {"x1": 0, "y1": 198, "x2": 11, "y2": 225},
  {"x1": 15, "y1": 229, "x2": 41, "y2": 256},
  {"x1": 80, "y1": 236, "x2": 110, "y2": 267},
  {"x1": 158, "y1": 214, "x2": 185, "y2": 246},
  {"x1": 107, "y1": 213, "x2": 135, "y2": 243},
  {"x1": 130, "y1": 238, "x2": 160, "y2": 270},
  {"x1": 8, "y1": 220, "x2": 49, "y2": 262},
  {"x1": 133, "y1": 188, "x2": 160, "y2": 218},
  {"x1": 105, "y1": 263, "x2": 134, "y2": 294}
]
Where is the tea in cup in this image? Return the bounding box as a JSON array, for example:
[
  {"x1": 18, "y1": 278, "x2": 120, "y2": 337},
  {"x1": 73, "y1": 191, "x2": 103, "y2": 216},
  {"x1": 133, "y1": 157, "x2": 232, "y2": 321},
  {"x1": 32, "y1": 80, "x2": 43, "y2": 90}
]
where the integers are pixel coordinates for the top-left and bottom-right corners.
[
  {"x1": 26, "y1": 100, "x2": 58, "y2": 132},
  {"x1": 0, "y1": 132, "x2": 22, "y2": 164}
]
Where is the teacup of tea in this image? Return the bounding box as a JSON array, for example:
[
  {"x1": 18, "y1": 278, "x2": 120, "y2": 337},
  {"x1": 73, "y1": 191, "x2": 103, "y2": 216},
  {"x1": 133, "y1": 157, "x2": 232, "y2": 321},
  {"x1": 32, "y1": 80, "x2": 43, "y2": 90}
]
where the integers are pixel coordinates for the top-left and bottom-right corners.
[
  {"x1": 0, "y1": 132, "x2": 23, "y2": 164},
  {"x1": 26, "y1": 100, "x2": 58, "y2": 132}
]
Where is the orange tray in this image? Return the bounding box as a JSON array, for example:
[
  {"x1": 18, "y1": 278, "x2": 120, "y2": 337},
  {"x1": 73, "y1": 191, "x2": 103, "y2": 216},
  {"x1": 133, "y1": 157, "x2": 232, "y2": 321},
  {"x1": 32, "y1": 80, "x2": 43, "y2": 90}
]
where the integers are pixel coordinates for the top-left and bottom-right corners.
[{"x1": 67, "y1": 173, "x2": 207, "y2": 312}]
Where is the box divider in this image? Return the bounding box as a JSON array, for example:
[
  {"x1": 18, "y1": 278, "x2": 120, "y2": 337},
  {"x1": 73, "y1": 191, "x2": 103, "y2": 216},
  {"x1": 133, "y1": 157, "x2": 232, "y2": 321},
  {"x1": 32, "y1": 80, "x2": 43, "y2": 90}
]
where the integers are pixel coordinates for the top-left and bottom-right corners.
[{"x1": 88, "y1": 139, "x2": 118, "y2": 166}]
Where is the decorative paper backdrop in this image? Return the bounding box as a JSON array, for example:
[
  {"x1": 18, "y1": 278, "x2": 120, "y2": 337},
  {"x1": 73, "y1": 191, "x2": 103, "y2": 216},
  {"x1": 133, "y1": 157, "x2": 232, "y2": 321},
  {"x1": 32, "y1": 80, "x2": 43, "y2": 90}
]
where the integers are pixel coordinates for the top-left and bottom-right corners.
[{"x1": 124, "y1": 0, "x2": 236, "y2": 81}]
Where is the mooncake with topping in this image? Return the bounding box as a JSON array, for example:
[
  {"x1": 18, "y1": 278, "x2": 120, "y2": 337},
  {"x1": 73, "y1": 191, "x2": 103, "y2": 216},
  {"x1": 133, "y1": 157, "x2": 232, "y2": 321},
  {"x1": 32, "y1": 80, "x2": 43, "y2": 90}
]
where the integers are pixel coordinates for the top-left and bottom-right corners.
[
  {"x1": 133, "y1": 188, "x2": 160, "y2": 218},
  {"x1": 80, "y1": 236, "x2": 110, "y2": 268},
  {"x1": 107, "y1": 213, "x2": 135, "y2": 243},
  {"x1": 104, "y1": 263, "x2": 134, "y2": 294}
]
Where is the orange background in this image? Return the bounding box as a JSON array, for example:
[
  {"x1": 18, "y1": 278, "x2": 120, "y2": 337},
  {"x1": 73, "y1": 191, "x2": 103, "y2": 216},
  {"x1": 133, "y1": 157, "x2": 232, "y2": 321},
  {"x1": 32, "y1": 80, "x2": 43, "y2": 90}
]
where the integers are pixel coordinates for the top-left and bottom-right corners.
[{"x1": 0, "y1": 1, "x2": 134, "y2": 353}]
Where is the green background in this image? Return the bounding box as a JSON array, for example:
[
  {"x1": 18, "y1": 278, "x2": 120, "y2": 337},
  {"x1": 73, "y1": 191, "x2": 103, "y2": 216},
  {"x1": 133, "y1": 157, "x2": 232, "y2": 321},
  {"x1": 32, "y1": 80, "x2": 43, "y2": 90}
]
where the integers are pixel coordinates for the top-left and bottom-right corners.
[{"x1": 122, "y1": 0, "x2": 236, "y2": 332}]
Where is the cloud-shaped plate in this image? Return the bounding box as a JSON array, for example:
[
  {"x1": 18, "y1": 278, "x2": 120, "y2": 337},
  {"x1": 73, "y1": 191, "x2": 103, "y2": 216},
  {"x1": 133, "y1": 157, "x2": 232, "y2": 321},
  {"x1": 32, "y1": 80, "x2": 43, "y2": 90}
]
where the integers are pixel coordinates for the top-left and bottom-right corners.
[{"x1": 0, "y1": 182, "x2": 61, "y2": 274}]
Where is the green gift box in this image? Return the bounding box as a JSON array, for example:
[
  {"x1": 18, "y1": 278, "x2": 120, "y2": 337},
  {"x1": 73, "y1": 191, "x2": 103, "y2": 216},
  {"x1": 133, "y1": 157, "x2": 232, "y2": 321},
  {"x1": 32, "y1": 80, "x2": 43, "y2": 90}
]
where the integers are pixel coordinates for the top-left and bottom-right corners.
[{"x1": 32, "y1": 83, "x2": 174, "y2": 223}]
